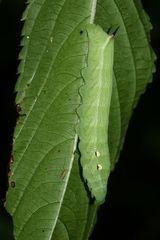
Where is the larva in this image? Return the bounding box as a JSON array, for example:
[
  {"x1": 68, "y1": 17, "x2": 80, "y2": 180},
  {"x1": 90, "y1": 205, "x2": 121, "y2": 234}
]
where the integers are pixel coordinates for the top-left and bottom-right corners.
[{"x1": 78, "y1": 24, "x2": 114, "y2": 204}]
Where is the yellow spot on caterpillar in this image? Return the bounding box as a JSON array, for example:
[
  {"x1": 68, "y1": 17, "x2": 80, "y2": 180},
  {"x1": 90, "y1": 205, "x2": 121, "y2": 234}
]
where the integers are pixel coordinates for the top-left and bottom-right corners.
[
  {"x1": 95, "y1": 151, "x2": 100, "y2": 157},
  {"x1": 97, "y1": 164, "x2": 102, "y2": 171}
]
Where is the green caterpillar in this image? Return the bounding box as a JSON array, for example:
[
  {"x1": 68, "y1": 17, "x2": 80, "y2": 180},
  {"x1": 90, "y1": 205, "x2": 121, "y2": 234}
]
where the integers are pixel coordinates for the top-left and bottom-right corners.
[{"x1": 78, "y1": 24, "x2": 114, "y2": 204}]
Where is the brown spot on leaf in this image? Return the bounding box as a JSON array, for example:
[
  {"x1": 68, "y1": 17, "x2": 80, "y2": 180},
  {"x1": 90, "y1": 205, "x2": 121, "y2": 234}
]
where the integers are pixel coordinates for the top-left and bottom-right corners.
[
  {"x1": 10, "y1": 155, "x2": 14, "y2": 164},
  {"x1": 60, "y1": 169, "x2": 68, "y2": 180},
  {"x1": 16, "y1": 103, "x2": 22, "y2": 114},
  {"x1": 80, "y1": 30, "x2": 83, "y2": 35},
  {"x1": 11, "y1": 181, "x2": 15, "y2": 188},
  {"x1": 16, "y1": 103, "x2": 26, "y2": 121}
]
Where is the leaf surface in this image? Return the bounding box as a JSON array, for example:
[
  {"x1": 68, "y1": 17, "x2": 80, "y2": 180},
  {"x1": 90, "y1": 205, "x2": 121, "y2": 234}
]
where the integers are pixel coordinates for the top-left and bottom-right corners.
[{"x1": 6, "y1": 0, "x2": 96, "y2": 239}]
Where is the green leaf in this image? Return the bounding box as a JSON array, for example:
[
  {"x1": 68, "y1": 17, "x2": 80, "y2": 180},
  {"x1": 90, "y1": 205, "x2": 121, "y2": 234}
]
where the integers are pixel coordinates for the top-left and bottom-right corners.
[
  {"x1": 5, "y1": 0, "x2": 155, "y2": 239},
  {"x1": 5, "y1": 0, "x2": 97, "y2": 239},
  {"x1": 51, "y1": 152, "x2": 90, "y2": 240}
]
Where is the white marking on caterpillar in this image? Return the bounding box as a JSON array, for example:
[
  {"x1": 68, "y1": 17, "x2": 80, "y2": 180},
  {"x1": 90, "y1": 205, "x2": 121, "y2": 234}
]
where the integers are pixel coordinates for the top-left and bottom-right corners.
[
  {"x1": 95, "y1": 151, "x2": 100, "y2": 157},
  {"x1": 97, "y1": 164, "x2": 103, "y2": 171}
]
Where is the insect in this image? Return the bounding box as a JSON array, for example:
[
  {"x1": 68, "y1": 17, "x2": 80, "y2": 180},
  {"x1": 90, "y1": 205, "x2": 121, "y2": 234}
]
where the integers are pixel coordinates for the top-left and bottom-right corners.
[{"x1": 78, "y1": 24, "x2": 115, "y2": 204}]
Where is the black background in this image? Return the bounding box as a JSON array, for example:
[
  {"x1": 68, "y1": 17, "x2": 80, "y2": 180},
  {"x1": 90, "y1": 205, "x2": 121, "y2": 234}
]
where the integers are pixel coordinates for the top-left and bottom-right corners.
[{"x1": 0, "y1": 1, "x2": 159, "y2": 239}]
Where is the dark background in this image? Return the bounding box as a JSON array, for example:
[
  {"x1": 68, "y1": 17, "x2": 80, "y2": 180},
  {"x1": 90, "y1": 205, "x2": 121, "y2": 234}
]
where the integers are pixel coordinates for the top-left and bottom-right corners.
[{"x1": 0, "y1": 1, "x2": 159, "y2": 239}]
